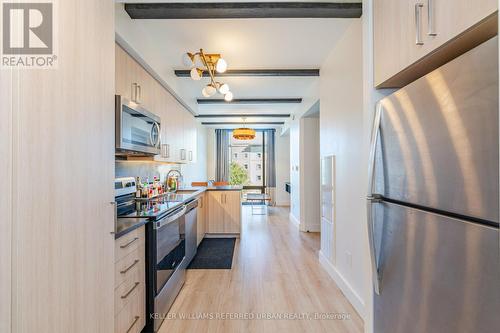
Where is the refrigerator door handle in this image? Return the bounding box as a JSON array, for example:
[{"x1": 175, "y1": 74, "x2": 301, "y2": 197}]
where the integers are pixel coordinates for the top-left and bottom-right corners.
[
  {"x1": 367, "y1": 198, "x2": 382, "y2": 295},
  {"x1": 367, "y1": 102, "x2": 383, "y2": 295},
  {"x1": 368, "y1": 102, "x2": 382, "y2": 198}
]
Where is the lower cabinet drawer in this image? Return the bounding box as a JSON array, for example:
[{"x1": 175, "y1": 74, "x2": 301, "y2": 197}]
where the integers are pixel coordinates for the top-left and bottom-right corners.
[
  {"x1": 115, "y1": 268, "x2": 144, "y2": 316},
  {"x1": 115, "y1": 226, "x2": 145, "y2": 263},
  {"x1": 115, "y1": 244, "x2": 144, "y2": 288},
  {"x1": 115, "y1": 283, "x2": 145, "y2": 333}
]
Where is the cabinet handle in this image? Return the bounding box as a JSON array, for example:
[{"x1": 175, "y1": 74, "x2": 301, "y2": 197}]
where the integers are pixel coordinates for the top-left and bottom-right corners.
[
  {"x1": 161, "y1": 144, "x2": 170, "y2": 158},
  {"x1": 137, "y1": 85, "x2": 142, "y2": 103},
  {"x1": 427, "y1": 0, "x2": 437, "y2": 36},
  {"x1": 131, "y1": 83, "x2": 138, "y2": 102},
  {"x1": 180, "y1": 149, "x2": 186, "y2": 160},
  {"x1": 126, "y1": 316, "x2": 140, "y2": 333},
  {"x1": 120, "y1": 237, "x2": 139, "y2": 249},
  {"x1": 121, "y1": 282, "x2": 140, "y2": 299},
  {"x1": 189, "y1": 151, "x2": 193, "y2": 161},
  {"x1": 120, "y1": 259, "x2": 140, "y2": 274},
  {"x1": 415, "y1": 3, "x2": 424, "y2": 45}
]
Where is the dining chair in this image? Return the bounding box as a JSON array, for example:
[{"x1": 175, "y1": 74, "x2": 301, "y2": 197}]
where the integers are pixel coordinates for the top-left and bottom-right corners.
[{"x1": 191, "y1": 182, "x2": 208, "y2": 187}]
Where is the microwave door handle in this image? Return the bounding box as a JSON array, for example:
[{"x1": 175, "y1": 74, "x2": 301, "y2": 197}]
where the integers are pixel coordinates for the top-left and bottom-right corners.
[
  {"x1": 150, "y1": 124, "x2": 154, "y2": 147},
  {"x1": 150, "y1": 122, "x2": 160, "y2": 147},
  {"x1": 154, "y1": 122, "x2": 161, "y2": 147}
]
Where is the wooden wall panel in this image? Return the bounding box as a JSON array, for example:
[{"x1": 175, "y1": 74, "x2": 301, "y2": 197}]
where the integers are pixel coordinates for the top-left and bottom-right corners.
[
  {"x1": 0, "y1": 65, "x2": 13, "y2": 333},
  {"x1": 9, "y1": 0, "x2": 115, "y2": 332}
]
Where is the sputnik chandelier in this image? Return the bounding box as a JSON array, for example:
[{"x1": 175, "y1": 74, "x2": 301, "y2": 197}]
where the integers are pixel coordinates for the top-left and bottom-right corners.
[{"x1": 183, "y1": 49, "x2": 233, "y2": 101}]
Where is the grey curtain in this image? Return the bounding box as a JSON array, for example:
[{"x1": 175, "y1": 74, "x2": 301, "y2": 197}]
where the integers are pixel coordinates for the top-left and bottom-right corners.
[
  {"x1": 264, "y1": 129, "x2": 276, "y2": 187},
  {"x1": 215, "y1": 129, "x2": 230, "y2": 182}
]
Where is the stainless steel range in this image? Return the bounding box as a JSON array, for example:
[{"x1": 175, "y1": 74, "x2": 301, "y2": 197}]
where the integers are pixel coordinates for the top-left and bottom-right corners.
[{"x1": 115, "y1": 177, "x2": 199, "y2": 332}]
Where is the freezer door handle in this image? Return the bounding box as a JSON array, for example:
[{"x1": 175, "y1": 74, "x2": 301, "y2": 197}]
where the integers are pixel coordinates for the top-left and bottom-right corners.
[
  {"x1": 368, "y1": 102, "x2": 382, "y2": 197},
  {"x1": 367, "y1": 198, "x2": 382, "y2": 295}
]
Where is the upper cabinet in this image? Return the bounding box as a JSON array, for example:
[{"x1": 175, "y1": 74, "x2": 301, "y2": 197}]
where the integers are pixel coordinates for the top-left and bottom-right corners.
[
  {"x1": 115, "y1": 43, "x2": 199, "y2": 164},
  {"x1": 115, "y1": 44, "x2": 154, "y2": 110},
  {"x1": 374, "y1": 0, "x2": 498, "y2": 88}
]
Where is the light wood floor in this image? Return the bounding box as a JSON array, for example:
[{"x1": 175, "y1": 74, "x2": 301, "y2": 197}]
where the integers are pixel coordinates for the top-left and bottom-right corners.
[{"x1": 159, "y1": 206, "x2": 364, "y2": 333}]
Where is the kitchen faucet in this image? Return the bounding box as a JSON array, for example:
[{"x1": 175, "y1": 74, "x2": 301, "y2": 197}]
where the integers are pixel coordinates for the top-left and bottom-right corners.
[{"x1": 166, "y1": 169, "x2": 183, "y2": 191}]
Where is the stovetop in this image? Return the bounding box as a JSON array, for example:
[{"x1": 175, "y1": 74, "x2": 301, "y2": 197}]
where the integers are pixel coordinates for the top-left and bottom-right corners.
[{"x1": 117, "y1": 192, "x2": 195, "y2": 220}]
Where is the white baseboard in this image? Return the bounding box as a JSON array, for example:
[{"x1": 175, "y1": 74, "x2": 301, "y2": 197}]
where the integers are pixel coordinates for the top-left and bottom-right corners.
[
  {"x1": 300, "y1": 223, "x2": 320, "y2": 233},
  {"x1": 289, "y1": 212, "x2": 300, "y2": 228},
  {"x1": 318, "y1": 250, "x2": 365, "y2": 319}
]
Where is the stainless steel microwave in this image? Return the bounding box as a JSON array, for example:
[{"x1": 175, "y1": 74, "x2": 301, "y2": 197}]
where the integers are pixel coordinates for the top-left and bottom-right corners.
[{"x1": 115, "y1": 95, "x2": 161, "y2": 155}]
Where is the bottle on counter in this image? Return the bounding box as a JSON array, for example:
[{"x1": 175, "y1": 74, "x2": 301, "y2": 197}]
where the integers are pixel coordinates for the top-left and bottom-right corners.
[{"x1": 136, "y1": 177, "x2": 142, "y2": 198}]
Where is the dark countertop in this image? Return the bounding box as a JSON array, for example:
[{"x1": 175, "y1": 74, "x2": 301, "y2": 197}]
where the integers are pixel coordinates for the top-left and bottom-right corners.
[
  {"x1": 115, "y1": 217, "x2": 149, "y2": 239},
  {"x1": 203, "y1": 185, "x2": 243, "y2": 191},
  {"x1": 115, "y1": 185, "x2": 242, "y2": 238}
]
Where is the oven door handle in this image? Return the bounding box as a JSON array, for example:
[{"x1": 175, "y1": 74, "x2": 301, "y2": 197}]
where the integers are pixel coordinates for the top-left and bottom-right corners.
[{"x1": 154, "y1": 206, "x2": 186, "y2": 229}]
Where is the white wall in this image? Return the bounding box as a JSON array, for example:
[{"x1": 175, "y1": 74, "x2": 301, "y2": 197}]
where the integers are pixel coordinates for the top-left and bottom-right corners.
[
  {"x1": 289, "y1": 121, "x2": 301, "y2": 224},
  {"x1": 318, "y1": 19, "x2": 368, "y2": 319},
  {"x1": 207, "y1": 129, "x2": 216, "y2": 181},
  {"x1": 181, "y1": 123, "x2": 208, "y2": 185},
  {"x1": 275, "y1": 132, "x2": 290, "y2": 206},
  {"x1": 299, "y1": 116, "x2": 321, "y2": 232}
]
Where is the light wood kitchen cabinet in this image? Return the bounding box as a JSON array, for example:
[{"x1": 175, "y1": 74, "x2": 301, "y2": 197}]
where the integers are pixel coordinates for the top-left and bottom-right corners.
[
  {"x1": 183, "y1": 112, "x2": 198, "y2": 163},
  {"x1": 115, "y1": 43, "x2": 200, "y2": 164},
  {"x1": 374, "y1": 0, "x2": 497, "y2": 88},
  {"x1": 115, "y1": 44, "x2": 133, "y2": 101},
  {"x1": 207, "y1": 191, "x2": 242, "y2": 234},
  {"x1": 224, "y1": 191, "x2": 242, "y2": 233},
  {"x1": 197, "y1": 194, "x2": 206, "y2": 245},
  {"x1": 115, "y1": 226, "x2": 146, "y2": 333},
  {"x1": 115, "y1": 44, "x2": 152, "y2": 108}
]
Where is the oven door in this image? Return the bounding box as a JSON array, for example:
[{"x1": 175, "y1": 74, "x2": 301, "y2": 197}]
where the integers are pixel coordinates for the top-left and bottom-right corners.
[
  {"x1": 115, "y1": 95, "x2": 161, "y2": 155},
  {"x1": 154, "y1": 205, "x2": 186, "y2": 294}
]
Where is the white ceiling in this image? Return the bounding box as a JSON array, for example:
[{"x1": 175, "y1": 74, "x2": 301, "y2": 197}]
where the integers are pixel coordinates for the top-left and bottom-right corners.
[{"x1": 115, "y1": 2, "x2": 356, "y2": 128}]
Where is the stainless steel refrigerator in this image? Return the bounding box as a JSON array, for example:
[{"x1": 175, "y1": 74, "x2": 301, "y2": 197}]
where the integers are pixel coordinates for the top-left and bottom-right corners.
[{"x1": 367, "y1": 36, "x2": 500, "y2": 333}]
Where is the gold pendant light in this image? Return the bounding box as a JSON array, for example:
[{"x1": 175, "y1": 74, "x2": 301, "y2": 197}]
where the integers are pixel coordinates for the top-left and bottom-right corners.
[
  {"x1": 233, "y1": 118, "x2": 256, "y2": 140},
  {"x1": 183, "y1": 49, "x2": 233, "y2": 101}
]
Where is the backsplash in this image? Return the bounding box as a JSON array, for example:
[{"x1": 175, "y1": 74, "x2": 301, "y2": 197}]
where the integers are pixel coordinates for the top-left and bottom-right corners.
[{"x1": 115, "y1": 161, "x2": 181, "y2": 183}]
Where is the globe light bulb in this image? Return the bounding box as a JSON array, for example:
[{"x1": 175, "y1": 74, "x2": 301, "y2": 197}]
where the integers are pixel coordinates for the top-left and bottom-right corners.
[
  {"x1": 190, "y1": 67, "x2": 201, "y2": 81},
  {"x1": 202, "y1": 84, "x2": 216, "y2": 97},
  {"x1": 216, "y1": 58, "x2": 227, "y2": 73},
  {"x1": 224, "y1": 91, "x2": 233, "y2": 102},
  {"x1": 218, "y1": 83, "x2": 230, "y2": 94}
]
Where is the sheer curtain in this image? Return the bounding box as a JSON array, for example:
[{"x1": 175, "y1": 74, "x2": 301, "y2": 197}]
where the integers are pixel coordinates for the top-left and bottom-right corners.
[
  {"x1": 264, "y1": 129, "x2": 276, "y2": 205},
  {"x1": 215, "y1": 129, "x2": 231, "y2": 182}
]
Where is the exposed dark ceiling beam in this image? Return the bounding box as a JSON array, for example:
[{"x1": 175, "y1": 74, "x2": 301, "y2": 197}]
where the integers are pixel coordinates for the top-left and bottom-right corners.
[
  {"x1": 201, "y1": 122, "x2": 285, "y2": 125},
  {"x1": 175, "y1": 69, "x2": 319, "y2": 77},
  {"x1": 195, "y1": 113, "x2": 291, "y2": 118},
  {"x1": 197, "y1": 98, "x2": 302, "y2": 104},
  {"x1": 125, "y1": 2, "x2": 362, "y2": 19}
]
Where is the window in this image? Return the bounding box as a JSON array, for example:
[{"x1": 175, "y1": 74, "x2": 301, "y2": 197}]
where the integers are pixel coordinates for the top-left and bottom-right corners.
[{"x1": 229, "y1": 132, "x2": 263, "y2": 187}]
